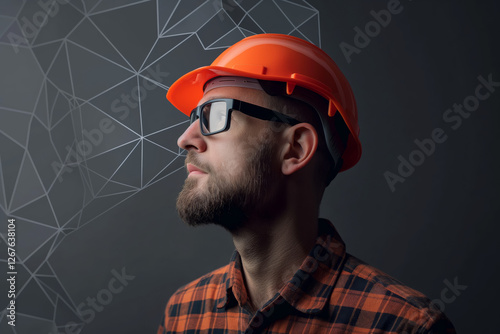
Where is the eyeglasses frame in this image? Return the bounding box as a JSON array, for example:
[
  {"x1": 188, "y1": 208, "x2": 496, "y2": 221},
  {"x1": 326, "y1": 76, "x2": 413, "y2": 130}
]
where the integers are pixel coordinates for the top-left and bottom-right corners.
[{"x1": 189, "y1": 98, "x2": 301, "y2": 136}]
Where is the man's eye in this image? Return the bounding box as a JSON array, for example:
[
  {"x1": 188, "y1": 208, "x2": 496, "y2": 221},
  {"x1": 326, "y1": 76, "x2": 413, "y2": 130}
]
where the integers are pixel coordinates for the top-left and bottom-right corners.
[{"x1": 208, "y1": 102, "x2": 227, "y2": 131}]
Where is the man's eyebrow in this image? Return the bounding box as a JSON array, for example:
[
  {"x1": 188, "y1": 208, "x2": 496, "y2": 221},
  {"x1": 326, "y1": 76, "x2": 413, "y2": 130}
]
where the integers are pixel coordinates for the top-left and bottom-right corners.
[{"x1": 199, "y1": 96, "x2": 228, "y2": 103}]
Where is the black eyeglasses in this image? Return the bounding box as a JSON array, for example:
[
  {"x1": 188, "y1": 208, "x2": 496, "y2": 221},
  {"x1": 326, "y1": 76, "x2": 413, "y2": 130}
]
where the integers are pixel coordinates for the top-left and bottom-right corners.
[{"x1": 189, "y1": 98, "x2": 301, "y2": 136}]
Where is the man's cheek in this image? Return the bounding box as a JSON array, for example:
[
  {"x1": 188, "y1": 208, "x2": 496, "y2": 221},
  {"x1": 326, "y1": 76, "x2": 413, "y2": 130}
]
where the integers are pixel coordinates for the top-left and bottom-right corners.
[
  {"x1": 220, "y1": 159, "x2": 242, "y2": 176},
  {"x1": 218, "y1": 146, "x2": 245, "y2": 170}
]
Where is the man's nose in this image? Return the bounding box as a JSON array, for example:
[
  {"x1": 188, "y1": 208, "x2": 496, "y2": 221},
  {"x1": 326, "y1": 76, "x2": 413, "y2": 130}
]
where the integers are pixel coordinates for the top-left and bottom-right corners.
[{"x1": 177, "y1": 119, "x2": 207, "y2": 152}]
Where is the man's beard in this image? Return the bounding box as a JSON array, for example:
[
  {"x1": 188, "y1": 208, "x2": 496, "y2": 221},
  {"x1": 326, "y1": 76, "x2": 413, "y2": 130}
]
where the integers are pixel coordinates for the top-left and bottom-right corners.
[{"x1": 176, "y1": 142, "x2": 273, "y2": 232}]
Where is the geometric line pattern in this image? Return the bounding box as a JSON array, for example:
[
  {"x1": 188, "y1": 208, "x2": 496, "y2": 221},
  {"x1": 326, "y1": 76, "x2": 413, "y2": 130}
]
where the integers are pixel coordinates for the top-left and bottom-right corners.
[{"x1": 0, "y1": 0, "x2": 320, "y2": 331}]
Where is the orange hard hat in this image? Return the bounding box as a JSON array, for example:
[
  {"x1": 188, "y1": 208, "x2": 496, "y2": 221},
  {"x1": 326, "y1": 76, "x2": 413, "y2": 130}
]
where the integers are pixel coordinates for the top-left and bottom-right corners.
[{"x1": 167, "y1": 33, "x2": 361, "y2": 171}]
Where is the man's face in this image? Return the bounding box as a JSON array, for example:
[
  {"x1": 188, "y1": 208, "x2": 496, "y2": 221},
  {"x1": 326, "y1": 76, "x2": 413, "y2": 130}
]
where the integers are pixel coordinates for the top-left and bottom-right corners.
[{"x1": 176, "y1": 86, "x2": 279, "y2": 231}]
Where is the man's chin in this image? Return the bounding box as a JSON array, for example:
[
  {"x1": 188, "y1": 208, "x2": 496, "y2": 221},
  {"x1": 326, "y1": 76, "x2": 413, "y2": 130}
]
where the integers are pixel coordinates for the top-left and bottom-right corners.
[
  {"x1": 176, "y1": 193, "x2": 248, "y2": 232},
  {"x1": 181, "y1": 218, "x2": 243, "y2": 232},
  {"x1": 175, "y1": 144, "x2": 271, "y2": 232}
]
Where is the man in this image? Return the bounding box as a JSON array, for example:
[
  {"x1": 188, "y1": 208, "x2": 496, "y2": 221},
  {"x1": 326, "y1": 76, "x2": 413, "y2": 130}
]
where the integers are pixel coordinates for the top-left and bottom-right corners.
[{"x1": 158, "y1": 34, "x2": 455, "y2": 333}]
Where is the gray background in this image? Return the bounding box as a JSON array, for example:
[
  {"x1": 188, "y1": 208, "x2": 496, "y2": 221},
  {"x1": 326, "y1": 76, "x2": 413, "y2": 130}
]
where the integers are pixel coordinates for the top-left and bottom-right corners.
[{"x1": 0, "y1": 0, "x2": 498, "y2": 333}]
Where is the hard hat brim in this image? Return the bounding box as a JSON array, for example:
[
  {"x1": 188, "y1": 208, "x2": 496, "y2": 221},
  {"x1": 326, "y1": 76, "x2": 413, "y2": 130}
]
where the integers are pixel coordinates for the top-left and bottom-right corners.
[{"x1": 167, "y1": 65, "x2": 291, "y2": 116}]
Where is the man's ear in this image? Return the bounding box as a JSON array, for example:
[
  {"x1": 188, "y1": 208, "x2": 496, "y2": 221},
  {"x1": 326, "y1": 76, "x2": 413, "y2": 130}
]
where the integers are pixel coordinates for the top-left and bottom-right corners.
[{"x1": 281, "y1": 123, "x2": 318, "y2": 176}]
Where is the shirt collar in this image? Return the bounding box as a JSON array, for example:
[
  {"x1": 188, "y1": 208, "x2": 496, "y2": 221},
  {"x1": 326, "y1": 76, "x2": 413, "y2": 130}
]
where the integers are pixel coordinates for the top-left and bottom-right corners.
[
  {"x1": 215, "y1": 249, "x2": 248, "y2": 309},
  {"x1": 216, "y1": 219, "x2": 347, "y2": 313}
]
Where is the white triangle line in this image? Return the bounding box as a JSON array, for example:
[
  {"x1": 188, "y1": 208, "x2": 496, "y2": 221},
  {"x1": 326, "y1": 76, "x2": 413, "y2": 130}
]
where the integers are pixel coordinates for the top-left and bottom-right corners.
[
  {"x1": 0, "y1": 156, "x2": 7, "y2": 212},
  {"x1": 85, "y1": 100, "x2": 142, "y2": 137},
  {"x1": 144, "y1": 153, "x2": 183, "y2": 186},
  {"x1": 278, "y1": 0, "x2": 317, "y2": 11},
  {"x1": 66, "y1": 39, "x2": 135, "y2": 74},
  {"x1": 0, "y1": 129, "x2": 27, "y2": 150},
  {"x1": 7, "y1": 150, "x2": 28, "y2": 212},
  {"x1": 139, "y1": 35, "x2": 160, "y2": 71},
  {"x1": 206, "y1": 26, "x2": 238, "y2": 49},
  {"x1": 272, "y1": 0, "x2": 296, "y2": 29},
  {"x1": 78, "y1": 191, "x2": 137, "y2": 227},
  {"x1": 162, "y1": 0, "x2": 212, "y2": 35},
  {"x1": 144, "y1": 164, "x2": 184, "y2": 188},
  {"x1": 95, "y1": 189, "x2": 138, "y2": 198},
  {"x1": 9, "y1": 192, "x2": 47, "y2": 215},
  {"x1": 89, "y1": 0, "x2": 151, "y2": 16},
  {"x1": 86, "y1": 16, "x2": 135, "y2": 70},
  {"x1": 143, "y1": 137, "x2": 178, "y2": 156},
  {"x1": 144, "y1": 119, "x2": 189, "y2": 137},
  {"x1": 87, "y1": 0, "x2": 104, "y2": 14},
  {"x1": 90, "y1": 140, "x2": 142, "y2": 197},
  {"x1": 159, "y1": 0, "x2": 182, "y2": 36}
]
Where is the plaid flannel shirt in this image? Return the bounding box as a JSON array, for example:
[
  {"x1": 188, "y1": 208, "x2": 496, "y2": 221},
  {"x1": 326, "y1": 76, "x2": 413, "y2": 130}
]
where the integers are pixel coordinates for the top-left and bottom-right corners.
[{"x1": 158, "y1": 219, "x2": 456, "y2": 333}]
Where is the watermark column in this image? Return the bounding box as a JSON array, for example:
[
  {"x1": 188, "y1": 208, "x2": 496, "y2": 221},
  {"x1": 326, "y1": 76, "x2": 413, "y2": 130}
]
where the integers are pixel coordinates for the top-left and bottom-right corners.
[{"x1": 6, "y1": 218, "x2": 17, "y2": 326}]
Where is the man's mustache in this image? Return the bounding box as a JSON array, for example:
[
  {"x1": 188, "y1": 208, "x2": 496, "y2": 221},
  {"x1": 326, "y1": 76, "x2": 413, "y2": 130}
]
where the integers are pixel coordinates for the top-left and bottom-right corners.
[{"x1": 185, "y1": 152, "x2": 211, "y2": 174}]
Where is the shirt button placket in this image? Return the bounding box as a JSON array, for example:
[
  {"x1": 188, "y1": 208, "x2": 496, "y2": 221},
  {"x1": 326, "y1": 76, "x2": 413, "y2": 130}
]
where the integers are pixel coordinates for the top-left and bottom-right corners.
[{"x1": 245, "y1": 310, "x2": 266, "y2": 334}]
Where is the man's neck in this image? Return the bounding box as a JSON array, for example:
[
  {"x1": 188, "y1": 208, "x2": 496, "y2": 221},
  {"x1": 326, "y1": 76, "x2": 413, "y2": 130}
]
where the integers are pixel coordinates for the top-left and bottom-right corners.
[{"x1": 231, "y1": 212, "x2": 319, "y2": 313}]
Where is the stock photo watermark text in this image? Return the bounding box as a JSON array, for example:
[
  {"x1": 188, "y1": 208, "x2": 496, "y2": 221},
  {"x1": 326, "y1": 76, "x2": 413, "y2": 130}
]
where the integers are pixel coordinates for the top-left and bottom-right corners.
[
  {"x1": 339, "y1": 0, "x2": 406, "y2": 64},
  {"x1": 384, "y1": 73, "x2": 499, "y2": 192},
  {"x1": 5, "y1": 218, "x2": 17, "y2": 326},
  {"x1": 7, "y1": 0, "x2": 70, "y2": 53},
  {"x1": 49, "y1": 267, "x2": 135, "y2": 334}
]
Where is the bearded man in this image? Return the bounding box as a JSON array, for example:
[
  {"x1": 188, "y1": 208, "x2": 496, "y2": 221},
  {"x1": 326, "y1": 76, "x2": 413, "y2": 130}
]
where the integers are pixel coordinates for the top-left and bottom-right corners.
[{"x1": 157, "y1": 34, "x2": 455, "y2": 334}]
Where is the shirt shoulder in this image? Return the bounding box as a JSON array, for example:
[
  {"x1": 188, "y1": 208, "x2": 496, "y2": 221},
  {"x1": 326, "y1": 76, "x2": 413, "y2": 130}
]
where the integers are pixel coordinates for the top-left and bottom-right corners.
[
  {"x1": 329, "y1": 254, "x2": 455, "y2": 333},
  {"x1": 157, "y1": 265, "x2": 230, "y2": 334}
]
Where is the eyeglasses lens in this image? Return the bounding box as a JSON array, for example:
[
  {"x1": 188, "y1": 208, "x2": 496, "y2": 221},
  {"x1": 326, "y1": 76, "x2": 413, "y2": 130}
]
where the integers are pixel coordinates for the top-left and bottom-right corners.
[{"x1": 202, "y1": 101, "x2": 227, "y2": 134}]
